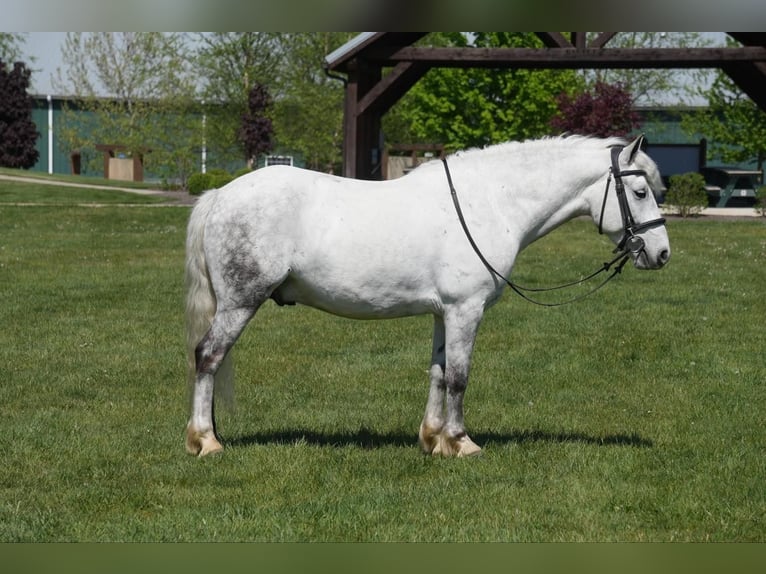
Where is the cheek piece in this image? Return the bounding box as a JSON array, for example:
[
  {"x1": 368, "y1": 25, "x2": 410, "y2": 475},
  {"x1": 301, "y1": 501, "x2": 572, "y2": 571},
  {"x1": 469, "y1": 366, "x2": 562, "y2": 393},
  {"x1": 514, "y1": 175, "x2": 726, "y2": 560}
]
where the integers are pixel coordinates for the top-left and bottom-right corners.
[{"x1": 598, "y1": 146, "x2": 666, "y2": 256}]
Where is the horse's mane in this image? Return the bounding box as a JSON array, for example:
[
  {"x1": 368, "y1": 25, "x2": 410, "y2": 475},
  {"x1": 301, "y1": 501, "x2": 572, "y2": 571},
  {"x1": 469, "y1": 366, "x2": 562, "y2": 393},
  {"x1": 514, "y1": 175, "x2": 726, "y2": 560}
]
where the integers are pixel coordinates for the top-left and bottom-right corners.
[
  {"x1": 413, "y1": 135, "x2": 663, "y2": 190},
  {"x1": 451, "y1": 135, "x2": 627, "y2": 160}
]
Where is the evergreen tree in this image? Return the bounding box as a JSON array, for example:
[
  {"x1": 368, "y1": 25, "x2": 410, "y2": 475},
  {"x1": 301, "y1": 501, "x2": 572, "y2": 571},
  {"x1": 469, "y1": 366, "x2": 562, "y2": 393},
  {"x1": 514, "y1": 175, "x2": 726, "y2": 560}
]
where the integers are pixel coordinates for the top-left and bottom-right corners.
[{"x1": 0, "y1": 60, "x2": 40, "y2": 169}]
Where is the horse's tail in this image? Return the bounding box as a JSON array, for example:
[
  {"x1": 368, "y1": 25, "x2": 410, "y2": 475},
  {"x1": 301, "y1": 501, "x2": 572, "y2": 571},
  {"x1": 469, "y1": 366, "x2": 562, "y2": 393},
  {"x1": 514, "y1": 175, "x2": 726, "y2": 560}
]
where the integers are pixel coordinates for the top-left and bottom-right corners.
[{"x1": 185, "y1": 190, "x2": 234, "y2": 408}]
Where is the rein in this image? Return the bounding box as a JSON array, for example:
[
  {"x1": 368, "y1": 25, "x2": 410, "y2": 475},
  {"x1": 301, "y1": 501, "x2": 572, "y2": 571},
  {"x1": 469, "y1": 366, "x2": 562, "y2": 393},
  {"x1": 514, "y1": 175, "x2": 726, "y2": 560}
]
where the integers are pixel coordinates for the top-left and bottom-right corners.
[{"x1": 442, "y1": 147, "x2": 664, "y2": 307}]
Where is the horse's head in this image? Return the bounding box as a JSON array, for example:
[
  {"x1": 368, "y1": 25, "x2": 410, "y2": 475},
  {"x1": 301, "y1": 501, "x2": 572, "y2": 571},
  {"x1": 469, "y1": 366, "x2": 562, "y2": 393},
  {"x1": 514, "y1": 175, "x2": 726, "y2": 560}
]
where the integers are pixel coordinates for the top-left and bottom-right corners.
[{"x1": 595, "y1": 136, "x2": 670, "y2": 270}]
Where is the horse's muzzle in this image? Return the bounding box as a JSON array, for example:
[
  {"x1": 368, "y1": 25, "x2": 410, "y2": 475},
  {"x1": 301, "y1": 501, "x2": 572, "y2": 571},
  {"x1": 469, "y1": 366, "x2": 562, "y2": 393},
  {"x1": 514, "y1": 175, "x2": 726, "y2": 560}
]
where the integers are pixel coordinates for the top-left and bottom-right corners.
[{"x1": 633, "y1": 244, "x2": 670, "y2": 270}]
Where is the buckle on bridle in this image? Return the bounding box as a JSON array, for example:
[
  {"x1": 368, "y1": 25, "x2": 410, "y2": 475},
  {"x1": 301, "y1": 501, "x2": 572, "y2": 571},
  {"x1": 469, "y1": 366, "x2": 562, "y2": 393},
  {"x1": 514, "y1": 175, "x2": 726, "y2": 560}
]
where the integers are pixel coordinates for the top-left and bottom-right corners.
[{"x1": 622, "y1": 234, "x2": 646, "y2": 254}]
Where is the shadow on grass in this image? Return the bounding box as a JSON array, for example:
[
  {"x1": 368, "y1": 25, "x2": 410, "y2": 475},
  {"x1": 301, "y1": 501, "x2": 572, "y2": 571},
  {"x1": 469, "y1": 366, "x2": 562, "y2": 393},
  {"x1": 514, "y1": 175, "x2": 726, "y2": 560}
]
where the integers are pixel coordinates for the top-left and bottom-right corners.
[{"x1": 227, "y1": 427, "x2": 652, "y2": 450}]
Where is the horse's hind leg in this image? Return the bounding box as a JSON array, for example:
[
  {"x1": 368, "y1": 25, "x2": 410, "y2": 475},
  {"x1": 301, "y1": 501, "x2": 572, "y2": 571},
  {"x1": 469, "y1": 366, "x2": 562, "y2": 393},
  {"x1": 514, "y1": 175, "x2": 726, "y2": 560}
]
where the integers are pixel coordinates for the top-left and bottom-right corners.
[
  {"x1": 186, "y1": 305, "x2": 255, "y2": 456},
  {"x1": 419, "y1": 316, "x2": 446, "y2": 453}
]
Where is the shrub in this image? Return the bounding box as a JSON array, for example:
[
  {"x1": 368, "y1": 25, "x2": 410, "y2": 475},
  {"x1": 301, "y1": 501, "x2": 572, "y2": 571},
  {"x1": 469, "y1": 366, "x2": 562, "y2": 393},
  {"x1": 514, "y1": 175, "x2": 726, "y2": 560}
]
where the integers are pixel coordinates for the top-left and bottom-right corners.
[
  {"x1": 210, "y1": 173, "x2": 233, "y2": 189},
  {"x1": 233, "y1": 167, "x2": 252, "y2": 179},
  {"x1": 186, "y1": 173, "x2": 214, "y2": 196},
  {"x1": 756, "y1": 186, "x2": 766, "y2": 217},
  {"x1": 665, "y1": 172, "x2": 708, "y2": 218},
  {"x1": 186, "y1": 169, "x2": 236, "y2": 196}
]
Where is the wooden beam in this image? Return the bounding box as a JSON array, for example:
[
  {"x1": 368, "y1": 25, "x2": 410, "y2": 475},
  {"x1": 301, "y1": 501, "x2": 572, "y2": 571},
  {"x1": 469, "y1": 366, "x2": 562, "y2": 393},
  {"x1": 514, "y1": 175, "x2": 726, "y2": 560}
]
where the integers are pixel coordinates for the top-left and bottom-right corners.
[
  {"x1": 727, "y1": 32, "x2": 766, "y2": 47},
  {"x1": 342, "y1": 75, "x2": 358, "y2": 178},
  {"x1": 366, "y1": 46, "x2": 766, "y2": 70},
  {"x1": 356, "y1": 61, "x2": 428, "y2": 117},
  {"x1": 589, "y1": 32, "x2": 617, "y2": 49},
  {"x1": 570, "y1": 32, "x2": 587, "y2": 50},
  {"x1": 535, "y1": 32, "x2": 571, "y2": 48},
  {"x1": 722, "y1": 62, "x2": 766, "y2": 111}
]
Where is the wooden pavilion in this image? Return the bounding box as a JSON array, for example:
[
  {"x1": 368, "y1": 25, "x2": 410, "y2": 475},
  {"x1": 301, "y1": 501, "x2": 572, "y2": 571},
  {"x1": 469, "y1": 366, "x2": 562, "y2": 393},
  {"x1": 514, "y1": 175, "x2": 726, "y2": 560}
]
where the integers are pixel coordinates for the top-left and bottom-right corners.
[{"x1": 324, "y1": 32, "x2": 766, "y2": 179}]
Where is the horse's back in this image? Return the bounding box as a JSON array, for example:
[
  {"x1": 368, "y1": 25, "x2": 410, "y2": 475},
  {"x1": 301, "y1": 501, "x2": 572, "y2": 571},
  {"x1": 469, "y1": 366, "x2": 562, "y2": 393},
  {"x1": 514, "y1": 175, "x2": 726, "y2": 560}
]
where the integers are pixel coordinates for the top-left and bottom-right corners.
[{"x1": 215, "y1": 165, "x2": 442, "y2": 238}]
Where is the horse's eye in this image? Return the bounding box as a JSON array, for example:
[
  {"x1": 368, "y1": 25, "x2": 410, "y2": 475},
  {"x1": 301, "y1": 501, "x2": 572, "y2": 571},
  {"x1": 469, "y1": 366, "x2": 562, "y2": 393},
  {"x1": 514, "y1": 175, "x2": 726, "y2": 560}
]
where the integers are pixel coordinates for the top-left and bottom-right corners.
[{"x1": 634, "y1": 188, "x2": 648, "y2": 199}]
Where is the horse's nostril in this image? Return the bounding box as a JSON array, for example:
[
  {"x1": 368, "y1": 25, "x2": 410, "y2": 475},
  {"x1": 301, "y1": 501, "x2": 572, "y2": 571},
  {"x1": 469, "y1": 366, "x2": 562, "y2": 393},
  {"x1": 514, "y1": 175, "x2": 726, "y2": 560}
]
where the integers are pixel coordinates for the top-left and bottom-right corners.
[{"x1": 659, "y1": 249, "x2": 670, "y2": 264}]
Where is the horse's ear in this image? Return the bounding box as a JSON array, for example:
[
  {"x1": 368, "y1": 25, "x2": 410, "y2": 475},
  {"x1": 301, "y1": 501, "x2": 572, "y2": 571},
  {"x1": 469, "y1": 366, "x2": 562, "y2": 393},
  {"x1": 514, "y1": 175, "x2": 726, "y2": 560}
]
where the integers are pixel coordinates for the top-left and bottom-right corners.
[{"x1": 622, "y1": 134, "x2": 645, "y2": 164}]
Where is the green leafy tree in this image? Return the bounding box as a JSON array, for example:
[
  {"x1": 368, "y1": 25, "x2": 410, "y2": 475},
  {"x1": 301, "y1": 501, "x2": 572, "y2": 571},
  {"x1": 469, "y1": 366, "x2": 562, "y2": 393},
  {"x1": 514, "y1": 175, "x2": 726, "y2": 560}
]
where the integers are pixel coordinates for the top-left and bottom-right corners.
[
  {"x1": 195, "y1": 32, "x2": 284, "y2": 167},
  {"x1": 274, "y1": 32, "x2": 356, "y2": 172},
  {"x1": 586, "y1": 32, "x2": 714, "y2": 106},
  {"x1": 384, "y1": 33, "x2": 585, "y2": 151},
  {"x1": 0, "y1": 33, "x2": 26, "y2": 64},
  {"x1": 681, "y1": 68, "x2": 766, "y2": 171},
  {"x1": 54, "y1": 32, "x2": 201, "y2": 183},
  {"x1": 0, "y1": 60, "x2": 39, "y2": 169}
]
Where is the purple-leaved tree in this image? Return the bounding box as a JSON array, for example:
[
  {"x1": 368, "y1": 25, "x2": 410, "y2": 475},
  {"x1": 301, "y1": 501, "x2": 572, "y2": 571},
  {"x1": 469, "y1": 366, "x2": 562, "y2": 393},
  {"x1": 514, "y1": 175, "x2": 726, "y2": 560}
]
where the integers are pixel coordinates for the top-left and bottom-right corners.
[
  {"x1": 239, "y1": 82, "x2": 274, "y2": 168},
  {"x1": 550, "y1": 81, "x2": 639, "y2": 139},
  {"x1": 0, "y1": 60, "x2": 39, "y2": 169}
]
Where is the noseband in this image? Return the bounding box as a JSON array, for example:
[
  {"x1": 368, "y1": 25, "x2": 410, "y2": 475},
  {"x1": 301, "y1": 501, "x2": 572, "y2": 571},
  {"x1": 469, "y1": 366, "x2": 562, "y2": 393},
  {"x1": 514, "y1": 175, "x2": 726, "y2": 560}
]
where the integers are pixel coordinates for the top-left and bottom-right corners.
[
  {"x1": 444, "y1": 144, "x2": 666, "y2": 307},
  {"x1": 598, "y1": 146, "x2": 666, "y2": 256}
]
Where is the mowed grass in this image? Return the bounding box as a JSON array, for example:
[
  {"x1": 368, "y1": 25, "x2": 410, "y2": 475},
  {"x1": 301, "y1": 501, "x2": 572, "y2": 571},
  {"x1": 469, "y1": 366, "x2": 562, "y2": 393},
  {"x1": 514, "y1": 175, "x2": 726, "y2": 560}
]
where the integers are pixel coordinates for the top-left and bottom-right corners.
[{"x1": 0, "y1": 183, "x2": 764, "y2": 541}]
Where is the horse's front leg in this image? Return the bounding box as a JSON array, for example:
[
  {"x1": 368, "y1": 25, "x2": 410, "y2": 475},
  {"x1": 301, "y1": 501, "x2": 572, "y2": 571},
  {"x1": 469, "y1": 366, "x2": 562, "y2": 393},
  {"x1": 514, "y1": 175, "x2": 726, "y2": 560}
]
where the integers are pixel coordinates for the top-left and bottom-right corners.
[{"x1": 423, "y1": 305, "x2": 483, "y2": 457}]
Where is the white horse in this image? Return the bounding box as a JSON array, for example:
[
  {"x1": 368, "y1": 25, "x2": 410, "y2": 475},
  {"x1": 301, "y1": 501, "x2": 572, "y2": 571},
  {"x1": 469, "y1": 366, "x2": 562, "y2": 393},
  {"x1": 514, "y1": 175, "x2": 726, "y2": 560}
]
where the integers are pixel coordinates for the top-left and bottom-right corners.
[{"x1": 185, "y1": 135, "x2": 670, "y2": 458}]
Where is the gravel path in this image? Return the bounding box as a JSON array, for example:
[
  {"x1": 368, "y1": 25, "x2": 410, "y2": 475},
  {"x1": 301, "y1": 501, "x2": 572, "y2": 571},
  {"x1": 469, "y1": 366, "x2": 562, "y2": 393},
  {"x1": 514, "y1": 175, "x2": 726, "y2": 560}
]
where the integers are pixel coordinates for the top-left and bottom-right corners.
[{"x1": 0, "y1": 174, "x2": 198, "y2": 205}]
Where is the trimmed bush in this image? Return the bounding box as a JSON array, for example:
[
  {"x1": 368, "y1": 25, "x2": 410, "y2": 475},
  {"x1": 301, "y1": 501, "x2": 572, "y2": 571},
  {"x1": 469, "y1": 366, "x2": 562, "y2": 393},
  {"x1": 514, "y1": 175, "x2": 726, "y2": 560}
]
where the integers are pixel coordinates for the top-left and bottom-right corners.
[
  {"x1": 665, "y1": 172, "x2": 708, "y2": 218},
  {"x1": 186, "y1": 170, "x2": 238, "y2": 196},
  {"x1": 233, "y1": 167, "x2": 252, "y2": 179},
  {"x1": 210, "y1": 173, "x2": 234, "y2": 189},
  {"x1": 186, "y1": 172, "x2": 214, "y2": 196},
  {"x1": 756, "y1": 185, "x2": 766, "y2": 216}
]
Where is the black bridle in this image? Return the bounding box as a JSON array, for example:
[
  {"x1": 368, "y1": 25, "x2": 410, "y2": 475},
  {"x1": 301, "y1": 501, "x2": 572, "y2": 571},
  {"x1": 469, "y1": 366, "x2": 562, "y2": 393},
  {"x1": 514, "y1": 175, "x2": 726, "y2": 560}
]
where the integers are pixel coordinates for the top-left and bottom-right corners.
[
  {"x1": 598, "y1": 146, "x2": 666, "y2": 256},
  {"x1": 443, "y1": 145, "x2": 666, "y2": 307}
]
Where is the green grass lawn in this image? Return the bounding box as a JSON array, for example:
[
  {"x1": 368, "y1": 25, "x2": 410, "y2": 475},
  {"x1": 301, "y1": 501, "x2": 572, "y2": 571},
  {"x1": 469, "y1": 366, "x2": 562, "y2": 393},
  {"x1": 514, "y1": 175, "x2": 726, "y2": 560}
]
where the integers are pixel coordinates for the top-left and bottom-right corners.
[{"x1": 0, "y1": 184, "x2": 764, "y2": 541}]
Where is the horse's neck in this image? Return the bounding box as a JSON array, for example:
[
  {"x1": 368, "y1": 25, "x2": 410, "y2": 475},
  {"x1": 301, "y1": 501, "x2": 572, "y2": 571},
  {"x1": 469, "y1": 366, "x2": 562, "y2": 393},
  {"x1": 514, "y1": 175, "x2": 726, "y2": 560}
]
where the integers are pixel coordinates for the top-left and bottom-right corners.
[{"x1": 486, "y1": 150, "x2": 603, "y2": 247}]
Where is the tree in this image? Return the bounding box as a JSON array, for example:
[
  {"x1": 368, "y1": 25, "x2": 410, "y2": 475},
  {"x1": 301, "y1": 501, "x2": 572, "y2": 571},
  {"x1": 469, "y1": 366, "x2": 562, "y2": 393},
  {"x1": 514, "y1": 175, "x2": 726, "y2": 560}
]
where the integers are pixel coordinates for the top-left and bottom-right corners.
[
  {"x1": 681, "y1": 65, "x2": 766, "y2": 171},
  {"x1": 54, "y1": 33, "x2": 201, "y2": 184},
  {"x1": 240, "y1": 83, "x2": 273, "y2": 167},
  {"x1": 195, "y1": 33, "x2": 284, "y2": 167},
  {"x1": 274, "y1": 32, "x2": 356, "y2": 172},
  {"x1": 0, "y1": 33, "x2": 26, "y2": 64},
  {"x1": 585, "y1": 32, "x2": 715, "y2": 106},
  {"x1": 665, "y1": 172, "x2": 708, "y2": 217},
  {"x1": 0, "y1": 60, "x2": 40, "y2": 169},
  {"x1": 384, "y1": 33, "x2": 585, "y2": 151},
  {"x1": 550, "y1": 81, "x2": 639, "y2": 138}
]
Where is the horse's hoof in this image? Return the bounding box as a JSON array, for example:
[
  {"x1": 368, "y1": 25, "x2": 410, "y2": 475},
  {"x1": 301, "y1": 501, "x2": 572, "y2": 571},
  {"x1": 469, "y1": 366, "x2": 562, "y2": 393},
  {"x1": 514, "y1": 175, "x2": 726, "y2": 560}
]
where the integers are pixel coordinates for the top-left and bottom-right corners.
[
  {"x1": 186, "y1": 427, "x2": 224, "y2": 457},
  {"x1": 418, "y1": 422, "x2": 443, "y2": 455},
  {"x1": 455, "y1": 436, "x2": 482, "y2": 457},
  {"x1": 198, "y1": 441, "x2": 224, "y2": 457},
  {"x1": 430, "y1": 433, "x2": 482, "y2": 457}
]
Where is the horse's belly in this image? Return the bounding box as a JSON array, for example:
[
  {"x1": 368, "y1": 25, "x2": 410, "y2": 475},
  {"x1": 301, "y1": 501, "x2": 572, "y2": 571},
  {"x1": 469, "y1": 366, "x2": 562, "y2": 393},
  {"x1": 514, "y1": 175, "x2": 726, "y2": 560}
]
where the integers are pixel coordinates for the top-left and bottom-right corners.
[{"x1": 270, "y1": 274, "x2": 439, "y2": 319}]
